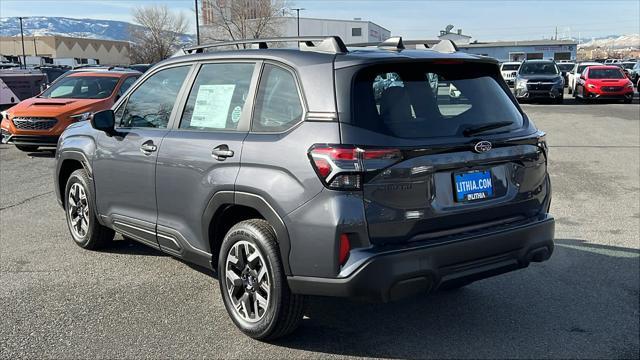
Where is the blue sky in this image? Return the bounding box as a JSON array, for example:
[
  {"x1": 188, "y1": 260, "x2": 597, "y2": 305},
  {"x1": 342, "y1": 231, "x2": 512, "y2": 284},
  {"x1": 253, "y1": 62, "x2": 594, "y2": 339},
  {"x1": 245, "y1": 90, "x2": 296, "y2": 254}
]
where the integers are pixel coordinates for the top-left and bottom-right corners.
[{"x1": 1, "y1": 0, "x2": 639, "y2": 41}]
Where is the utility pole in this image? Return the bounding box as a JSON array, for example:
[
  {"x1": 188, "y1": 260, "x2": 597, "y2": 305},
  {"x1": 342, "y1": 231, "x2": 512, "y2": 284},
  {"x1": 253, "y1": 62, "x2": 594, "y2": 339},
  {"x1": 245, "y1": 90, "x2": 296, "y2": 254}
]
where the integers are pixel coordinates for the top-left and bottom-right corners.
[
  {"x1": 555, "y1": 26, "x2": 558, "y2": 41},
  {"x1": 194, "y1": 0, "x2": 200, "y2": 45},
  {"x1": 18, "y1": 17, "x2": 27, "y2": 69},
  {"x1": 291, "y1": 8, "x2": 305, "y2": 36}
]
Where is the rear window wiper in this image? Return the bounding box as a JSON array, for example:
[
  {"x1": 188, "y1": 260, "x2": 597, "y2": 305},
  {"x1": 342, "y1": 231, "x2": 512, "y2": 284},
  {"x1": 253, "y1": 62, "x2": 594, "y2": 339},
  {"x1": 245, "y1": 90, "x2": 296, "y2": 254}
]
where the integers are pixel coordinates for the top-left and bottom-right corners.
[{"x1": 463, "y1": 121, "x2": 514, "y2": 137}]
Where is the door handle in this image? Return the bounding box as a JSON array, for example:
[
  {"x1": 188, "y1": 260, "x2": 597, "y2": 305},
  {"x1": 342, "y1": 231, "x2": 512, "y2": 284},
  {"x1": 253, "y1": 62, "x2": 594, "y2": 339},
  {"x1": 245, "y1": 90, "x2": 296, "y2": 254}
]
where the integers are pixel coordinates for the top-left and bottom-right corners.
[
  {"x1": 212, "y1": 144, "x2": 234, "y2": 161},
  {"x1": 140, "y1": 140, "x2": 157, "y2": 155}
]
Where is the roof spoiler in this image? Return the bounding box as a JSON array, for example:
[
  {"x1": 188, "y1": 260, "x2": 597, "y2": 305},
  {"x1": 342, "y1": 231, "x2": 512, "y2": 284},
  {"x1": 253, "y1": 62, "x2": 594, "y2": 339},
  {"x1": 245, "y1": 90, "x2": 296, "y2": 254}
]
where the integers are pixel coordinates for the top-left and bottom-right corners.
[{"x1": 180, "y1": 36, "x2": 348, "y2": 55}]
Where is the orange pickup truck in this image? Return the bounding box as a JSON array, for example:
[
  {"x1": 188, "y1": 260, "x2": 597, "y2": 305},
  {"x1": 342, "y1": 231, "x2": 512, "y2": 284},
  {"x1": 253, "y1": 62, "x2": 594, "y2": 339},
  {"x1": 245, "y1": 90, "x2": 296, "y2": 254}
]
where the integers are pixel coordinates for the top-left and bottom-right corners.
[{"x1": 1, "y1": 69, "x2": 139, "y2": 152}]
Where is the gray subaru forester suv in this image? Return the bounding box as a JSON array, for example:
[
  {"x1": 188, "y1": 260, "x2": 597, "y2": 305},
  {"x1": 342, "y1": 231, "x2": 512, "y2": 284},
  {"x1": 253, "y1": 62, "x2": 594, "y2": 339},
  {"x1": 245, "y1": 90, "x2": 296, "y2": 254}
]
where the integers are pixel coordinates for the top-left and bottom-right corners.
[{"x1": 54, "y1": 36, "x2": 554, "y2": 340}]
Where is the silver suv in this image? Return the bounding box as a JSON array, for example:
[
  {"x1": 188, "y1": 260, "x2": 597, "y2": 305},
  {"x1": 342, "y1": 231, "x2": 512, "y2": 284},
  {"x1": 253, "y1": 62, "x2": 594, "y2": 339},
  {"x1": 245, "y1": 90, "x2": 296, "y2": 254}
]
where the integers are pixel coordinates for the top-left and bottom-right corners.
[{"x1": 54, "y1": 36, "x2": 555, "y2": 340}]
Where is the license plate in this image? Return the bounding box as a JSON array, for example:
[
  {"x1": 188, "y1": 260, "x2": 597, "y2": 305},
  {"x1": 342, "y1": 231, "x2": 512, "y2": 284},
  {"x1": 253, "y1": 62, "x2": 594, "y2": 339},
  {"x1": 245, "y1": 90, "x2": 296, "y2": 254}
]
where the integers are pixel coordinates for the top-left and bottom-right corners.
[{"x1": 454, "y1": 170, "x2": 494, "y2": 202}]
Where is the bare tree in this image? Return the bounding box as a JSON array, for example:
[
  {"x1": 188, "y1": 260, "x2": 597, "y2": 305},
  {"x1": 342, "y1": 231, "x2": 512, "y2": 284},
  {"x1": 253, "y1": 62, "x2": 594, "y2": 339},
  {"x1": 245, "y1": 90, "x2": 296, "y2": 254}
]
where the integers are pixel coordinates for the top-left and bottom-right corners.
[
  {"x1": 202, "y1": 0, "x2": 289, "y2": 46},
  {"x1": 129, "y1": 5, "x2": 189, "y2": 63}
]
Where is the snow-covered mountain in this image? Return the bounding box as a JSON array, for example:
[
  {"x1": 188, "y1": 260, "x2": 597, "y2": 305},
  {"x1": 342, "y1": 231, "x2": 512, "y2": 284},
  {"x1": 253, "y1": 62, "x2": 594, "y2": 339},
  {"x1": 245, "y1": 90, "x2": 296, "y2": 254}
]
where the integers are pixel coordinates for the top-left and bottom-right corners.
[
  {"x1": 0, "y1": 16, "x2": 194, "y2": 44},
  {"x1": 577, "y1": 34, "x2": 640, "y2": 49}
]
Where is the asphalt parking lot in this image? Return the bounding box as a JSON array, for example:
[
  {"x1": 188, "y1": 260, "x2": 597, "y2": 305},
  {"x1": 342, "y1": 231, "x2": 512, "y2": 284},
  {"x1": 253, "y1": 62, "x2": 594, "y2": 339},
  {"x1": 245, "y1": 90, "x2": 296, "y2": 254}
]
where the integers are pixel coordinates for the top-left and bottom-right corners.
[{"x1": 1, "y1": 95, "x2": 639, "y2": 358}]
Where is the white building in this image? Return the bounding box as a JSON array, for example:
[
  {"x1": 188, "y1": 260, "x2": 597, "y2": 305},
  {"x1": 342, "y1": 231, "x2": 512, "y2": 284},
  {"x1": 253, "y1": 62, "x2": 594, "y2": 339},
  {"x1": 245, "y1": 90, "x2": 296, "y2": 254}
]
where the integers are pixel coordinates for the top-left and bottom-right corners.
[{"x1": 279, "y1": 17, "x2": 390, "y2": 43}]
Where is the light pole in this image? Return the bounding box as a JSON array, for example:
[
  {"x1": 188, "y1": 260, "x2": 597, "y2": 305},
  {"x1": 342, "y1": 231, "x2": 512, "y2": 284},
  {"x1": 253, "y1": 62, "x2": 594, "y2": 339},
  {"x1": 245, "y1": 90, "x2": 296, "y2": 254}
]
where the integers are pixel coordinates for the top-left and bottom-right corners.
[
  {"x1": 291, "y1": 8, "x2": 305, "y2": 37},
  {"x1": 195, "y1": 0, "x2": 201, "y2": 45},
  {"x1": 18, "y1": 17, "x2": 27, "y2": 69}
]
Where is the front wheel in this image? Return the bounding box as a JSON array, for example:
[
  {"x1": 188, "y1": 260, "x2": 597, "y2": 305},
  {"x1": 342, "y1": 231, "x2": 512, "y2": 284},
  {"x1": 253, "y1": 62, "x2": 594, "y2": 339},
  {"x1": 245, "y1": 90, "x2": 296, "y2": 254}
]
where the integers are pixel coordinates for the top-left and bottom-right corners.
[
  {"x1": 218, "y1": 219, "x2": 305, "y2": 340},
  {"x1": 64, "y1": 169, "x2": 115, "y2": 249}
]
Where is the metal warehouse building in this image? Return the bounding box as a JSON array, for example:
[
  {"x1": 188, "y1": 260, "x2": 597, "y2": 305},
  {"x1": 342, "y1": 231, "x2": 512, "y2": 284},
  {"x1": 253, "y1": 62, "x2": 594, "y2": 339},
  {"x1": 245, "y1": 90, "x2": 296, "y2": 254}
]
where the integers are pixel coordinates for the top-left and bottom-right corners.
[
  {"x1": 0, "y1": 35, "x2": 130, "y2": 66},
  {"x1": 457, "y1": 40, "x2": 578, "y2": 62}
]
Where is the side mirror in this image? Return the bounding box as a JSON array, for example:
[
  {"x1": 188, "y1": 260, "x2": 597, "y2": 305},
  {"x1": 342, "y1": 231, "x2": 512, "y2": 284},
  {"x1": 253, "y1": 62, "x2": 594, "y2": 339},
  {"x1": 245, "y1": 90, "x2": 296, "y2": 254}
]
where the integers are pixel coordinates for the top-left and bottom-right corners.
[
  {"x1": 579, "y1": 74, "x2": 585, "y2": 80},
  {"x1": 90, "y1": 110, "x2": 115, "y2": 135}
]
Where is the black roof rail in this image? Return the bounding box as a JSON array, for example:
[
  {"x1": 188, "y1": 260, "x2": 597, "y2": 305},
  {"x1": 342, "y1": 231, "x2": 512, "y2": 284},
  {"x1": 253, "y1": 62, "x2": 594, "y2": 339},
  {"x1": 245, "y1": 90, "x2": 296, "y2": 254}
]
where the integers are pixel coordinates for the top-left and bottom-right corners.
[
  {"x1": 181, "y1": 36, "x2": 348, "y2": 55},
  {"x1": 377, "y1": 36, "x2": 405, "y2": 50},
  {"x1": 347, "y1": 38, "x2": 457, "y2": 52}
]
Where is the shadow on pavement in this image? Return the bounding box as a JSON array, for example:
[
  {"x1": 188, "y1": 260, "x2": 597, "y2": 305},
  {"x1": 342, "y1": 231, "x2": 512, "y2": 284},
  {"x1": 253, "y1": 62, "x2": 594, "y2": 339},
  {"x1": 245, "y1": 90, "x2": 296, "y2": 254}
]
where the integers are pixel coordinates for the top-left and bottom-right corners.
[
  {"x1": 271, "y1": 238, "x2": 639, "y2": 358},
  {"x1": 26, "y1": 150, "x2": 56, "y2": 158}
]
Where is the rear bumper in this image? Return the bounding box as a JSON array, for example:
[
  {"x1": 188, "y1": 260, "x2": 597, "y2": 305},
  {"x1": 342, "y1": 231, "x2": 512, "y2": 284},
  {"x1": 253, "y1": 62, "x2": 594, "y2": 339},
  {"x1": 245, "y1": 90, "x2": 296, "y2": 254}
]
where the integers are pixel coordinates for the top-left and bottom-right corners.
[
  {"x1": 287, "y1": 215, "x2": 554, "y2": 302},
  {"x1": 1, "y1": 130, "x2": 59, "y2": 147}
]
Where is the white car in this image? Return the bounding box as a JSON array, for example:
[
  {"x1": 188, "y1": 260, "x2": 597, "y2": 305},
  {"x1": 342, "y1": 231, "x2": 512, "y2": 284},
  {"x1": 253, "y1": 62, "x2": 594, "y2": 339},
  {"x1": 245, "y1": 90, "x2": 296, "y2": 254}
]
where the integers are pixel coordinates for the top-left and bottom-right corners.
[
  {"x1": 567, "y1": 62, "x2": 601, "y2": 94},
  {"x1": 500, "y1": 62, "x2": 521, "y2": 86}
]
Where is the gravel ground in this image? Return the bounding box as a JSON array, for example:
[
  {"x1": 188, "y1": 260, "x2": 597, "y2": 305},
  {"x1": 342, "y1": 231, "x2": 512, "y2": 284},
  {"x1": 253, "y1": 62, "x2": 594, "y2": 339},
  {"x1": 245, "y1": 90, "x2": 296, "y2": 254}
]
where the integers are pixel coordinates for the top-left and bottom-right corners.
[{"x1": 1, "y1": 95, "x2": 638, "y2": 359}]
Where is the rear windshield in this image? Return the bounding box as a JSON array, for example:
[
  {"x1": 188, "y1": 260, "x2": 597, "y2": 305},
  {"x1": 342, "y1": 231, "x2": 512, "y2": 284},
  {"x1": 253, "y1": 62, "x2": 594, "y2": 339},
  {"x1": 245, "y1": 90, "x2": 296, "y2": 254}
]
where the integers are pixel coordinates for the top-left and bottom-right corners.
[
  {"x1": 621, "y1": 63, "x2": 636, "y2": 69},
  {"x1": 501, "y1": 64, "x2": 520, "y2": 71},
  {"x1": 40, "y1": 76, "x2": 119, "y2": 99},
  {"x1": 351, "y1": 63, "x2": 523, "y2": 139},
  {"x1": 519, "y1": 62, "x2": 559, "y2": 75},
  {"x1": 589, "y1": 68, "x2": 625, "y2": 79}
]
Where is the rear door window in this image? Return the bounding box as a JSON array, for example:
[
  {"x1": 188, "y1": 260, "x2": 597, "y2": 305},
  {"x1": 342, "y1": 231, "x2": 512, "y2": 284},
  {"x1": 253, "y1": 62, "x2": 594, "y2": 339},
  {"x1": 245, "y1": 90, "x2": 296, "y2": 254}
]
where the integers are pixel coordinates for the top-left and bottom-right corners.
[
  {"x1": 351, "y1": 63, "x2": 522, "y2": 139},
  {"x1": 180, "y1": 63, "x2": 255, "y2": 131}
]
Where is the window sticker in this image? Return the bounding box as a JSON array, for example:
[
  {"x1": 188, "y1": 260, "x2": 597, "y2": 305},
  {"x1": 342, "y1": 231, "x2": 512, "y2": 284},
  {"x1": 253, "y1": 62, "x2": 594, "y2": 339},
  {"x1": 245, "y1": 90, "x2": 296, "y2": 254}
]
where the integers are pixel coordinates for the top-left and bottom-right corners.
[
  {"x1": 231, "y1": 106, "x2": 242, "y2": 123},
  {"x1": 190, "y1": 84, "x2": 236, "y2": 128}
]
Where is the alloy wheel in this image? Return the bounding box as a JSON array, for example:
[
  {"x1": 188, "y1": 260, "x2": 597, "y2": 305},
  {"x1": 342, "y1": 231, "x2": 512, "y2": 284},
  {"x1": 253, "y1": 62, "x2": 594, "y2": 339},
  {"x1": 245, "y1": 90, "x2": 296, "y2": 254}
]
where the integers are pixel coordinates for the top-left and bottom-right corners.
[
  {"x1": 225, "y1": 240, "x2": 271, "y2": 323},
  {"x1": 67, "y1": 183, "x2": 90, "y2": 238}
]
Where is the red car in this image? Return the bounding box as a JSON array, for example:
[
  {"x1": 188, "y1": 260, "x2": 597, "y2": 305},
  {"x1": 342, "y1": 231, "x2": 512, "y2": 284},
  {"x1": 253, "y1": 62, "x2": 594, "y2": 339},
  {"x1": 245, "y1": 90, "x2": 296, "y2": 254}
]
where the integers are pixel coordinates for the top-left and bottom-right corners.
[{"x1": 575, "y1": 65, "x2": 634, "y2": 103}]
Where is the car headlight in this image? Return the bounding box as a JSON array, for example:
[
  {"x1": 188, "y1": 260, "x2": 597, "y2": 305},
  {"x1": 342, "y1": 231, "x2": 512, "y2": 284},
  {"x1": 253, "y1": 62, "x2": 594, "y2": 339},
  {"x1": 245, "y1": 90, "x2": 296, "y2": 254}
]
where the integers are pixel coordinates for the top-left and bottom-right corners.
[
  {"x1": 70, "y1": 112, "x2": 92, "y2": 122},
  {"x1": 587, "y1": 84, "x2": 596, "y2": 89},
  {"x1": 625, "y1": 82, "x2": 633, "y2": 88},
  {"x1": 516, "y1": 79, "x2": 528, "y2": 88},
  {"x1": 554, "y1": 77, "x2": 563, "y2": 84}
]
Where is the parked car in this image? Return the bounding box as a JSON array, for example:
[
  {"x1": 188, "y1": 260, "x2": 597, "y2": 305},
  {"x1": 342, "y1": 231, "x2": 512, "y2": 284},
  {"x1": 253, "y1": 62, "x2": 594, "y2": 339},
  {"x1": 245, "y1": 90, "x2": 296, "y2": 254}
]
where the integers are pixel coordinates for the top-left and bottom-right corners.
[
  {"x1": 622, "y1": 61, "x2": 639, "y2": 84},
  {"x1": 514, "y1": 59, "x2": 564, "y2": 103},
  {"x1": 1, "y1": 70, "x2": 140, "y2": 152},
  {"x1": 499, "y1": 61, "x2": 521, "y2": 86},
  {"x1": 37, "y1": 65, "x2": 72, "y2": 85},
  {"x1": 0, "y1": 68, "x2": 48, "y2": 109},
  {"x1": 127, "y1": 63, "x2": 152, "y2": 73},
  {"x1": 53, "y1": 36, "x2": 554, "y2": 340},
  {"x1": 557, "y1": 62, "x2": 575, "y2": 87},
  {"x1": 567, "y1": 62, "x2": 601, "y2": 94},
  {"x1": 574, "y1": 65, "x2": 635, "y2": 103}
]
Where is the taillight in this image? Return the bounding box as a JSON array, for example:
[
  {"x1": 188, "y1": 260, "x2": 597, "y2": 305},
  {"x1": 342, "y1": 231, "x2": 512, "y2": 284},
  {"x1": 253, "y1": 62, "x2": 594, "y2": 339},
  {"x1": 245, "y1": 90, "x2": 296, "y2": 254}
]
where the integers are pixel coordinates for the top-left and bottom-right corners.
[{"x1": 308, "y1": 144, "x2": 402, "y2": 190}]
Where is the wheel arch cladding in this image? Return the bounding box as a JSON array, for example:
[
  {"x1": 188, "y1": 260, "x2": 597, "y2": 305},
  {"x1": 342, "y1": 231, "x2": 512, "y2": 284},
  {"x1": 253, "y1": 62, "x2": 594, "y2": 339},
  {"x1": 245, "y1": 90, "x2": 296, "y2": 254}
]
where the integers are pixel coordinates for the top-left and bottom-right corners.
[
  {"x1": 203, "y1": 191, "x2": 292, "y2": 274},
  {"x1": 57, "y1": 154, "x2": 91, "y2": 207}
]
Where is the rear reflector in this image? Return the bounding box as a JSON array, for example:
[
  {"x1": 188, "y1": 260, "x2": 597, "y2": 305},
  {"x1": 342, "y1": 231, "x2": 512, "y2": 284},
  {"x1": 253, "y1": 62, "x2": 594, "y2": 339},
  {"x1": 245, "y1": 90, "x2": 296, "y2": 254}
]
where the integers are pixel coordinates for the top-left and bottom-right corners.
[{"x1": 339, "y1": 234, "x2": 350, "y2": 266}]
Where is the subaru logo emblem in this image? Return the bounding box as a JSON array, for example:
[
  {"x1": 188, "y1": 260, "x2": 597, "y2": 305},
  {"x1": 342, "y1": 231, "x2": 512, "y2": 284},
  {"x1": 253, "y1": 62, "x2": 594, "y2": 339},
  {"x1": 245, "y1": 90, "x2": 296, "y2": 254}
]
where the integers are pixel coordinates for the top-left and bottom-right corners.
[{"x1": 474, "y1": 141, "x2": 492, "y2": 153}]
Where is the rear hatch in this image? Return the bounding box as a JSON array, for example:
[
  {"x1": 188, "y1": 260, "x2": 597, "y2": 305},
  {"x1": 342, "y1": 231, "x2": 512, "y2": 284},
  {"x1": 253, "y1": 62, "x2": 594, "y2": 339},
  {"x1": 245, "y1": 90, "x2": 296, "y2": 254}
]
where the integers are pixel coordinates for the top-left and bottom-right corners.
[{"x1": 333, "y1": 60, "x2": 549, "y2": 245}]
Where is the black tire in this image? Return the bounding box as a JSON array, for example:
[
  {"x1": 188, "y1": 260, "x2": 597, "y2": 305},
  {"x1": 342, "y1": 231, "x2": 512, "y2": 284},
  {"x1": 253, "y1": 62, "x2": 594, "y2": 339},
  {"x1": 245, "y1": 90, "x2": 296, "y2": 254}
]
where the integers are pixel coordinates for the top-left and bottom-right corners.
[
  {"x1": 15, "y1": 145, "x2": 39, "y2": 152},
  {"x1": 218, "y1": 219, "x2": 305, "y2": 340},
  {"x1": 555, "y1": 96, "x2": 564, "y2": 104},
  {"x1": 64, "y1": 169, "x2": 115, "y2": 250}
]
